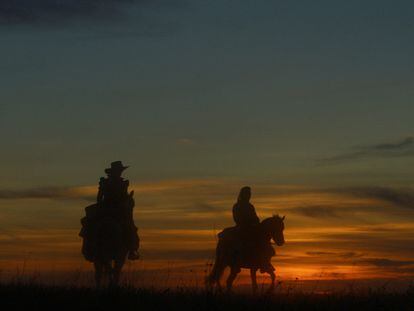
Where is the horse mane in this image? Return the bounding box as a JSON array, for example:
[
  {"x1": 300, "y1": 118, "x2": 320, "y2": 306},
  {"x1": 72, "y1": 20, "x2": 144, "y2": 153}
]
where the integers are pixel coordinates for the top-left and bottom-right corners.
[{"x1": 261, "y1": 214, "x2": 284, "y2": 226}]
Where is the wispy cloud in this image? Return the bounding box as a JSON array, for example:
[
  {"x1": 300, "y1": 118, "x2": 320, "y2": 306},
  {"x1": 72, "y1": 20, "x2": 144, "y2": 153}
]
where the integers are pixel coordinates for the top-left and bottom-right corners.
[
  {"x1": 0, "y1": 179, "x2": 228, "y2": 201},
  {"x1": 306, "y1": 251, "x2": 362, "y2": 258},
  {"x1": 318, "y1": 136, "x2": 414, "y2": 165},
  {"x1": 344, "y1": 187, "x2": 414, "y2": 210},
  {"x1": 288, "y1": 186, "x2": 414, "y2": 219},
  {"x1": 300, "y1": 251, "x2": 414, "y2": 276},
  {"x1": 358, "y1": 258, "x2": 414, "y2": 268},
  {"x1": 291, "y1": 205, "x2": 342, "y2": 219},
  {"x1": 0, "y1": 0, "x2": 129, "y2": 24},
  {"x1": 0, "y1": 0, "x2": 181, "y2": 25},
  {"x1": 0, "y1": 186, "x2": 95, "y2": 201}
]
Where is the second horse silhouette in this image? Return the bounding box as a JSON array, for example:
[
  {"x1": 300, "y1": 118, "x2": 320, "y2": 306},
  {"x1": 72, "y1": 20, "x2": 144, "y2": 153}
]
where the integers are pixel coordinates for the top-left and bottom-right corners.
[{"x1": 207, "y1": 187, "x2": 286, "y2": 293}]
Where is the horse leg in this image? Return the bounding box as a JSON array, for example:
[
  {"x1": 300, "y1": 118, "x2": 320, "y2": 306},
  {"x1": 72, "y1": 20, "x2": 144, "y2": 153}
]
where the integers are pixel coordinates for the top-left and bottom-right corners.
[
  {"x1": 94, "y1": 262, "x2": 103, "y2": 288},
  {"x1": 207, "y1": 262, "x2": 224, "y2": 292},
  {"x1": 250, "y1": 268, "x2": 258, "y2": 294},
  {"x1": 267, "y1": 270, "x2": 276, "y2": 293},
  {"x1": 101, "y1": 262, "x2": 112, "y2": 286},
  {"x1": 226, "y1": 267, "x2": 239, "y2": 292},
  {"x1": 111, "y1": 258, "x2": 126, "y2": 287}
]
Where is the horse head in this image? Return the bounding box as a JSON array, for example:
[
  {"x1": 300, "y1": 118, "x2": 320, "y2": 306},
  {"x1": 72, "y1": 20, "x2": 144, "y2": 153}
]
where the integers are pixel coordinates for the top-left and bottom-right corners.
[{"x1": 263, "y1": 214, "x2": 285, "y2": 246}]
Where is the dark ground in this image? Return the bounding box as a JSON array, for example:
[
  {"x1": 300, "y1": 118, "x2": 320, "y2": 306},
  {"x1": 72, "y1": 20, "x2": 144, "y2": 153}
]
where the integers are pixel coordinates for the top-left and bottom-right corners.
[{"x1": 1, "y1": 283, "x2": 413, "y2": 311}]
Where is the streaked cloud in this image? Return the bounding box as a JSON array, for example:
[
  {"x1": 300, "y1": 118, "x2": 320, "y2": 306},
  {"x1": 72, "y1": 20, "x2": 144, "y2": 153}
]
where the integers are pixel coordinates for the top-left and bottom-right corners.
[
  {"x1": 0, "y1": 0, "x2": 185, "y2": 26},
  {"x1": 291, "y1": 205, "x2": 342, "y2": 219},
  {"x1": 344, "y1": 187, "x2": 414, "y2": 210},
  {"x1": 318, "y1": 136, "x2": 414, "y2": 165},
  {"x1": 358, "y1": 258, "x2": 414, "y2": 268},
  {"x1": 306, "y1": 251, "x2": 362, "y2": 258},
  {"x1": 0, "y1": 186, "x2": 95, "y2": 201},
  {"x1": 0, "y1": 0, "x2": 137, "y2": 25},
  {"x1": 0, "y1": 179, "x2": 228, "y2": 200}
]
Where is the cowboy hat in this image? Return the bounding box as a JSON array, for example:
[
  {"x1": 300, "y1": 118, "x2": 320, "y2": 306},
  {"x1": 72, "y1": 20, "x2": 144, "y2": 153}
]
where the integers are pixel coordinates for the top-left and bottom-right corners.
[{"x1": 104, "y1": 161, "x2": 129, "y2": 174}]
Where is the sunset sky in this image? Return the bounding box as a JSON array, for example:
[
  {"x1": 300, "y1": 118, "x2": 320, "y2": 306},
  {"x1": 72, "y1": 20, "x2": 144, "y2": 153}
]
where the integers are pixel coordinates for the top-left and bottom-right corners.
[{"x1": 1, "y1": 0, "x2": 414, "y2": 286}]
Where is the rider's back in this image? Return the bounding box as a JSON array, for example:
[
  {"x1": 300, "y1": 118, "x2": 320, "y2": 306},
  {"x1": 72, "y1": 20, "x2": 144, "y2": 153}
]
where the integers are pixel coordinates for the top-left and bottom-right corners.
[
  {"x1": 232, "y1": 201, "x2": 260, "y2": 227},
  {"x1": 97, "y1": 176, "x2": 131, "y2": 220},
  {"x1": 99, "y1": 177, "x2": 128, "y2": 206}
]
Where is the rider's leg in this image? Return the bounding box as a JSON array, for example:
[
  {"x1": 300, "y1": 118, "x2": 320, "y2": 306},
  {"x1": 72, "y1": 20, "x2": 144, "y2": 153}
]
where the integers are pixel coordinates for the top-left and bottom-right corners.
[
  {"x1": 226, "y1": 267, "x2": 239, "y2": 292},
  {"x1": 250, "y1": 268, "x2": 258, "y2": 294},
  {"x1": 128, "y1": 226, "x2": 140, "y2": 260}
]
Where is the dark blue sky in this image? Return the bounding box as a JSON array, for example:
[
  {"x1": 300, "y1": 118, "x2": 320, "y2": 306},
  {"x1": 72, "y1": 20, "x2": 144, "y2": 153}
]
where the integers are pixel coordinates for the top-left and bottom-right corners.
[{"x1": 1, "y1": 0, "x2": 413, "y2": 187}]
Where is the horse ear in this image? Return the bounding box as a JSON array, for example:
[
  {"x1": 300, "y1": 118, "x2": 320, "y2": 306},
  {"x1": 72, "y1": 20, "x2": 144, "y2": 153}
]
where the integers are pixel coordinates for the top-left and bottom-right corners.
[{"x1": 282, "y1": 216, "x2": 285, "y2": 220}]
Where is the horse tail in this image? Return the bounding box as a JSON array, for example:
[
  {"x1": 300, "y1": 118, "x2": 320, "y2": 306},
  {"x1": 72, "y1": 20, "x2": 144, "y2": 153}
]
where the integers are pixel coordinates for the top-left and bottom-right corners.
[{"x1": 207, "y1": 239, "x2": 227, "y2": 285}]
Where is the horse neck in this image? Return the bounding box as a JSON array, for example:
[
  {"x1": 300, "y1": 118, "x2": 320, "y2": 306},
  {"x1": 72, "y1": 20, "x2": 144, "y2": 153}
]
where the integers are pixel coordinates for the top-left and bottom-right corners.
[{"x1": 260, "y1": 219, "x2": 274, "y2": 241}]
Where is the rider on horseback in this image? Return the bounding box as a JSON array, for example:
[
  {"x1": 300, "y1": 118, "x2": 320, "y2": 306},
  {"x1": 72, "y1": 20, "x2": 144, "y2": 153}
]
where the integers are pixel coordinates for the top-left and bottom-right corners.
[
  {"x1": 218, "y1": 186, "x2": 275, "y2": 268},
  {"x1": 97, "y1": 161, "x2": 140, "y2": 260},
  {"x1": 208, "y1": 187, "x2": 283, "y2": 291}
]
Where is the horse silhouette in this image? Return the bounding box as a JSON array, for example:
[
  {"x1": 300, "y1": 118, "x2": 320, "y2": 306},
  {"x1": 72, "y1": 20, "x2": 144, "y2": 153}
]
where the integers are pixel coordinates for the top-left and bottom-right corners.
[
  {"x1": 207, "y1": 215, "x2": 285, "y2": 293},
  {"x1": 92, "y1": 216, "x2": 130, "y2": 287},
  {"x1": 80, "y1": 202, "x2": 137, "y2": 287}
]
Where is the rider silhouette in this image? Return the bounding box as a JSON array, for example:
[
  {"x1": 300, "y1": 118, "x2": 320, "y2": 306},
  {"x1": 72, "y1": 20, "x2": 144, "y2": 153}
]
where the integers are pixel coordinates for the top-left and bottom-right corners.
[
  {"x1": 97, "y1": 161, "x2": 140, "y2": 260},
  {"x1": 233, "y1": 186, "x2": 260, "y2": 227},
  {"x1": 224, "y1": 187, "x2": 261, "y2": 260}
]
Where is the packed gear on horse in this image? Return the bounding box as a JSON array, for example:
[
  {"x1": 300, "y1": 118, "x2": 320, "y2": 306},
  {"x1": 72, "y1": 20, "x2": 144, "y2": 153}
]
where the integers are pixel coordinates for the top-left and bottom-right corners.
[{"x1": 79, "y1": 161, "x2": 140, "y2": 262}]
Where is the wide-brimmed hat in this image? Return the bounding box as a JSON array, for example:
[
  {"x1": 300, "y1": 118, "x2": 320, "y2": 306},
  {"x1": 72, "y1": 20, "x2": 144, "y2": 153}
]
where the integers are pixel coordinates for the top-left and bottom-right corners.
[{"x1": 105, "y1": 161, "x2": 129, "y2": 174}]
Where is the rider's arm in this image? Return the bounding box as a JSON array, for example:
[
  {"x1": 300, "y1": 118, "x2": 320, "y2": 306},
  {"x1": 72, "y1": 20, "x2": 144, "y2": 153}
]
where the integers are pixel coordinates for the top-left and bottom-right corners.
[
  {"x1": 232, "y1": 204, "x2": 241, "y2": 225},
  {"x1": 249, "y1": 204, "x2": 260, "y2": 223}
]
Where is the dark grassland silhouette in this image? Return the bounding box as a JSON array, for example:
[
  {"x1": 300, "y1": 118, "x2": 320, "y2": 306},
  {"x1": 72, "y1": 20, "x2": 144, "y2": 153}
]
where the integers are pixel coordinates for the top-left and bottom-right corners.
[{"x1": 1, "y1": 282, "x2": 414, "y2": 311}]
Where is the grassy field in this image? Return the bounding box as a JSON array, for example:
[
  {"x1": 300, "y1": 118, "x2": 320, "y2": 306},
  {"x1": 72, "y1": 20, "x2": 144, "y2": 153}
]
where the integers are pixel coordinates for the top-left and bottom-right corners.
[{"x1": 1, "y1": 282, "x2": 413, "y2": 311}]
